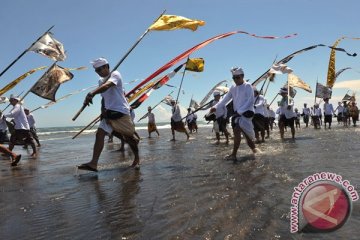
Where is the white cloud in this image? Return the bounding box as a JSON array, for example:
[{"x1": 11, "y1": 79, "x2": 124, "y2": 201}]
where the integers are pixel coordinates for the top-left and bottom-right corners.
[
  {"x1": 153, "y1": 105, "x2": 172, "y2": 122},
  {"x1": 333, "y1": 80, "x2": 360, "y2": 90}
]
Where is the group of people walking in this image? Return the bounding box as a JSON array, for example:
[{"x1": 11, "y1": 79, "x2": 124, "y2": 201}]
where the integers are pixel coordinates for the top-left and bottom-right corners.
[
  {"x1": 0, "y1": 95, "x2": 41, "y2": 166},
  {"x1": 300, "y1": 98, "x2": 359, "y2": 129},
  {"x1": 6, "y1": 57, "x2": 354, "y2": 172}
]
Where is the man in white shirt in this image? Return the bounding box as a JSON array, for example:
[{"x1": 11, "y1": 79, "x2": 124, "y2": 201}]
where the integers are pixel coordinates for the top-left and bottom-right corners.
[
  {"x1": 78, "y1": 58, "x2": 140, "y2": 171},
  {"x1": 302, "y1": 103, "x2": 311, "y2": 127},
  {"x1": 170, "y1": 99, "x2": 189, "y2": 141},
  {"x1": 323, "y1": 98, "x2": 335, "y2": 129},
  {"x1": 335, "y1": 102, "x2": 344, "y2": 124},
  {"x1": 147, "y1": 106, "x2": 159, "y2": 138},
  {"x1": 278, "y1": 87, "x2": 295, "y2": 139},
  {"x1": 202, "y1": 91, "x2": 229, "y2": 143},
  {"x1": 186, "y1": 108, "x2": 197, "y2": 133},
  {"x1": 211, "y1": 67, "x2": 258, "y2": 161},
  {"x1": 5, "y1": 94, "x2": 37, "y2": 158},
  {"x1": 24, "y1": 108, "x2": 41, "y2": 147},
  {"x1": 312, "y1": 104, "x2": 321, "y2": 129}
]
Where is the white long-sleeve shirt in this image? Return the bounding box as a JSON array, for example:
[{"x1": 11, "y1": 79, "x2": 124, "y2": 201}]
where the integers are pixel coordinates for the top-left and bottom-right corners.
[
  {"x1": 27, "y1": 114, "x2": 36, "y2": 128},
  {"x1": 279, "y1": 96, "x2": 294, "y2": 119},
  {"x1": 323, "y1": 103, "x2": 334, "y2": 115},
  {"x1": 148, "y1": 112, "x2": 155, "y2": 123},
  {"x1": 215, "y1": 82, "x2": 254, "y2": 115},
  {"x1": 254, "y1": 95, "x2": 266, "y2": 116},
  {"x1": 5, "y1": 103, "x2": 30, "y2": 130},
  {"x1": 171, "y1": 104, "x2": 182, "y2": 122},
  {"x1": 302, "y1": 107, "x2": 311, "y2": 116},
  {"x1": 203, "y1": 99, "x2": 228, "y2": 119}
]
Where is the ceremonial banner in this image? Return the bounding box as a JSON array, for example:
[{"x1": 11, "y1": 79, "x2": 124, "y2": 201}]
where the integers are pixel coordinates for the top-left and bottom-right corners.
[
  {"x1": 0, "y1": 66, "x2": 47, "y2": 96},
  {"x1": 252, "y1": 44, "x2": 356, "y2": 86},
  {"x1": 327, "y1": 36, "x2": 360, "y2": 88},
  {"x1": 0, "y1": 96, "x2": 9, "y2": 104},
  {"x1": 149, "y1": 15, "x2": 205, "y2": 31},
  {"x1": 31, "y1": 64, "x2": 73, "y2": 101},
  {"x1": 162, "y1": 95, "x2": 174, "y2": 106},
  {"x1": 199, "y1": 80, "x2": 228, "y2": 106},
  {"x1": 326, "y1": 38, "x2": 344, "y2": 88},
  {"x1": 126, "y1": 30, "x2": 298, "y2": 99},
  {"x1": 185, "y1": 58, "x2": 204, "y2": 72},
  {"x1": 335, "y1": 67, "x2": 352, "y2": 79},
  {"x1": 269, "y1": 63, "x2": 293, "y2": 74},
  {"x1": 189, "y1": 98, "x2": 200, "y2": 109},
  {"x1": 29, "y1": 33, "x2": 66, "y2": 61},
  {"x1": 288, "y1": 73, "x2": 312, "y2": 93},
  {"x1": 316, "y1": 82, "x2": 332, "y2": 99},
  {"x1": 342, "y1": 93, "x2": 353, "y2": 101},
  {"x1": 130, "y1": 64, "x2": 184, "y2": 109}
]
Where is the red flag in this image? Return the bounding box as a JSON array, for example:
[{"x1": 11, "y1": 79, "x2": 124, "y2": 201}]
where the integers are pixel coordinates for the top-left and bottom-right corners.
[
  {"x1": 130, "y1": 64, "x2": 184, "y2": 109},
  {"x1": 126, "y1": 31, "x2": 297, "y2": 99}
]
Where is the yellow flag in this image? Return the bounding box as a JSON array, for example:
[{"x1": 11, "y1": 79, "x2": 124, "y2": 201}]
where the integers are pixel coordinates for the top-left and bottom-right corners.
[
  {"x1": 185, "y1": 58, "x2": 204, "y2": 72},
  {"x1": 0, "y1": 66, "x2": 47, "y2": 96},
  {"x1": 326, "y1": 37, "x2": 344, "y2": 88},
  {"x1": 327, "y1": 36, "x2": 360, "y2": 88},
  {"x1": 288, "y1": 73, "x2": 312, "y2": 93},
  {"x1": 148, "y1": 15, "x2": 205, "y2": 31}
]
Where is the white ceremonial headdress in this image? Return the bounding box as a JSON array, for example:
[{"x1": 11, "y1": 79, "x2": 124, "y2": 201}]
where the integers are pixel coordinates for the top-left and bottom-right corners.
[
  {"x1": 91, "y1": 57, "x2": 108, "y2": 69},
  {"x1": 213, "y1": 91, "x2": 220, "y2": 97},
  {"x1": 230, "y1": 67, "x2": 244, "y2": 76},
  {"x1": 9, "y1": 94, "x2": 20, "y2": 101}
]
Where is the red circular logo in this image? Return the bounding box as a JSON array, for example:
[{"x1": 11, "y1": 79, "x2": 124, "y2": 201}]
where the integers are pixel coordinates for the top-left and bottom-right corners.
[{"x1": 301, "y1": 182, "x2": 351, "y2": 232}]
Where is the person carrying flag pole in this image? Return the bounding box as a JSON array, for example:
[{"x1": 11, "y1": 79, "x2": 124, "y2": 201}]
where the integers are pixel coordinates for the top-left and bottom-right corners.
[
  {"x1": 211, "y1": 67, "x2": 258, "y2": 161},
  {"x1": 77, "y1": 58, "x2": 140, "y2": 171}
]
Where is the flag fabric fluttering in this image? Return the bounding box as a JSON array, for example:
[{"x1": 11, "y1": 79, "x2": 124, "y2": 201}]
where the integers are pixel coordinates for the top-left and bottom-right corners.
[
  {"x1": 189, "y1": 98, "x2": 200, "y2": 110},
  {"x1": 126, "y1": 30, "x2": 297, "y2": 99},
  {"x1": 287, "y1": 73, "x2": 312, "y2": 93},
  {"x1": 185, "y1": 58, "x2": 204, "y2": 72},
  {"x1": 30, "y1": 64, "x2": 73, "y2": 101},
  {"x1": 0, "y1": 66, "x2": 47, "y2": 96},
  {"x1": 335, "y1": 67, "x2": 352, "y2": 79},
  {"x1": 31, "y1": 85, "x2": 96, "y2": 112},
  {"x1": 0, "y1": 96, "x2": 9, "y2": 104},
  {"x1": 342, "y1": 93, "x2": 353, "y2": 101},
  {"x1": 162, "y1": 95, "x2": 174, "y2": 106},
  {"x1": 148, "y1": 15, "x2": 205, "y2": 31},
  {"x1": 326, "y1": 36, "x2": 360, "y2": 88},
  {"x1": 130, "y1": 64, "x2": 184, "y2": 109},
  {"x1": 199, "y1": 80, "x2": 228, "y2": 106},
  {"x1": 28, "y1": 33, "x2": 66, "y2": 61},
  {"x1": 252, "y1": 44, "x2": 356, "y2": 86},
  {"x1": 326, "y1": 38, "x2": 344, "y2": 88},
  {"x1": 268, "y1": 63, "x2": 293, "y2": 74},
  {"x1": 315, "y1": 82, "x2": 332, "y2": 99}
]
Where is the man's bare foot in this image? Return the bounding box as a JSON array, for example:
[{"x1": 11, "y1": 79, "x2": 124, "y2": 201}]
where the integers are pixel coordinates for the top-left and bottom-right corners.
[
  {"x1": 77, "y1": 163, "x2": 98, "y2": 172},
  {"x1": 224, "y1": 154, "x2": 237, "y2": 161},
  {"x1": 252, "y1": 148, "x2": 262, "y2": 154},
  {"x1": 131, "y1": 159, "x2": 140, "y2": 169},
  {"x1": 11, "y1": 154, "x2": 21, "y2": 166},
  {"x1": 31, "y1": 153, "x2": 37, "y2": 158}
]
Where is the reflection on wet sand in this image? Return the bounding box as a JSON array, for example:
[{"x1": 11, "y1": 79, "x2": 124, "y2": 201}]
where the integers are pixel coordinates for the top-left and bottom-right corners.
[{"x1": 1, "y1": 125, "x2": 359, "y2": 239}]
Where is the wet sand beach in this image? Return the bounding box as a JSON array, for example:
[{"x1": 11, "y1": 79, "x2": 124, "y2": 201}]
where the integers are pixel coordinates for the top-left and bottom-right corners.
[{"x1": 1, "y1": 124, "x2": 359, "y2": 239}]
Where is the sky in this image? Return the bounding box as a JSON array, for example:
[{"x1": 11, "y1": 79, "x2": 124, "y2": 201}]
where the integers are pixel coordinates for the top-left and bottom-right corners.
[{"x1": 1, "y1": 0, "x2": 360, "y2": 128}]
